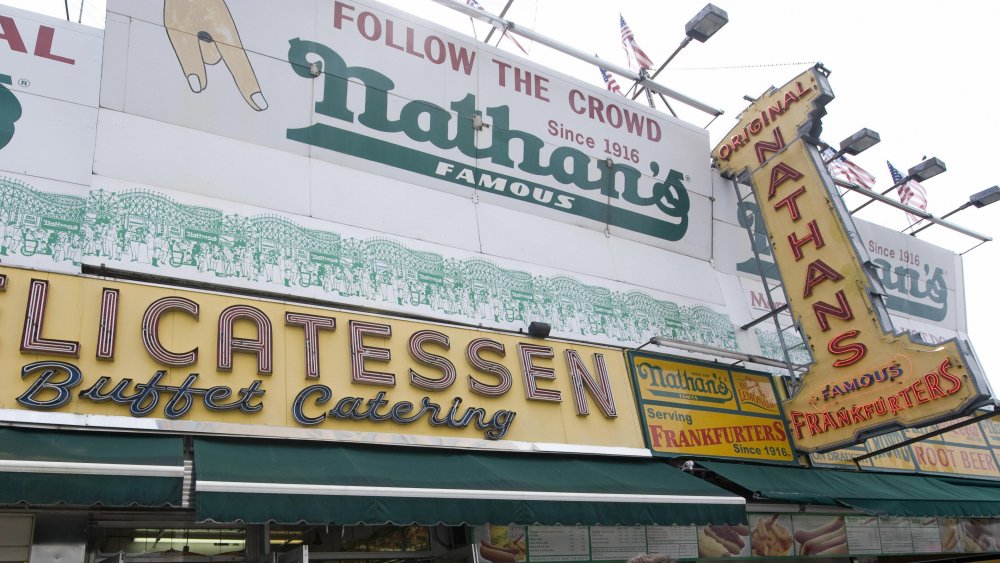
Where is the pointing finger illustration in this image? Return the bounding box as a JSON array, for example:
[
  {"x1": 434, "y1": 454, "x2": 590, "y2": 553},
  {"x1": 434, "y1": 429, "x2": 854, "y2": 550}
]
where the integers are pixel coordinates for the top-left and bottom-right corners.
[
  {"x1": 165, "y1": 25, "x2": 206, "y2": 93},
  {"x1": 217, "y1": 42, "x2": 267, "y2": 110},
  {"x1": 163, "y1": 0, "x2": 267, "y2": 111}
]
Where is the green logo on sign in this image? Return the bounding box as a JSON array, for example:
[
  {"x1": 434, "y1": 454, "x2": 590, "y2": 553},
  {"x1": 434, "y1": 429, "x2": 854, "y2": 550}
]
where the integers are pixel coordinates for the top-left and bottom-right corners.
[
  {"x1": 0, "y1": 74, "x2": 22, "y2": 150},
  {"x1": 284, "y1": 40, "x2": 691, "y2": 242}
]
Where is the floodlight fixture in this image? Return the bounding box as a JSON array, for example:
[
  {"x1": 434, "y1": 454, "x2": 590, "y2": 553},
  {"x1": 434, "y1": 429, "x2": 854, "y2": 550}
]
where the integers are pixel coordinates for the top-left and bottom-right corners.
[
  {"x1": 839, "y1": 128, "x2": 881, "y2": 156},
  {"x1": 823, "y1": 128, "x2": 880, "y2": 165},
  {"x1": 969, "y1": 185, "x2": 1000, "y2": 208},
  {"x1": 685, "y1": 4, "x2": 729, "y2": 43},
  {"x1": 910, "y1": 185, "x2": 1000, "y2": 235},
  {"x1": 908, "y1": 157, "x2": 946, "y2": 182},
  {"x1": 852, "y1": 156, "x2": 946, "y2": 215},
  {"x1": 527, "y1": 321, "x2": 551, "y2": 339},
  {"x1": 632, "y1": 4, "x2": 729, "y2": 105}
]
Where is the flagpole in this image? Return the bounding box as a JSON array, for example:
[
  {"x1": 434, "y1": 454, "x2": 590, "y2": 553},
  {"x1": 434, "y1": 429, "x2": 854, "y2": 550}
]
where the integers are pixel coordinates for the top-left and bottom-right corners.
[
  {"x1": 433, "y1": 0, "x2": 724, "y2": 116},
  {"x1": 632, "y1": 37, "x2": 691, "y2": 102},
  {"x1": 483, "y1": 0, "x2": 515, "y2": 45}
]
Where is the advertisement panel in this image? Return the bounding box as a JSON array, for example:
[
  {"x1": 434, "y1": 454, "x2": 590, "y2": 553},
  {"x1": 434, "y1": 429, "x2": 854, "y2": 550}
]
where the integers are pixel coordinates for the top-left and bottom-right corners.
[
  {"x1": 627, "y1": 351, "x2": 795, "y2": 463},
  {"x1": 713, "y1": 66, "x2": 990, "y2": 452},
  {"x1": 98, "y1": 0, "x2": 712, "y2": 255},
  {"x1": 723, "y1": 198, "x2": 967, "y2": 339},
  {"x1": 0, "y1": 173, "x2": 738, "y2": 351},
  {"x1": 0, "y1": 6, "x2": 102, "y2": 188},
  {"x1": 749, "y1": 513, "x2": 999, "y2": 557},
  {"x1": 0, "y1": 265, "x2": 646, "y2": 454},
  {"x1": 812, "y1": 411, "x2": 1000, "y2": 480}
]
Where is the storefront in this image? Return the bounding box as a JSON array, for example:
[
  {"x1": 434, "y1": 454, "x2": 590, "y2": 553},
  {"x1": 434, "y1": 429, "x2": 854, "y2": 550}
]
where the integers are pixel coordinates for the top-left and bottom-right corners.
[{"x1": 0, "y1": 1, "x2": 997, "y2": 562}]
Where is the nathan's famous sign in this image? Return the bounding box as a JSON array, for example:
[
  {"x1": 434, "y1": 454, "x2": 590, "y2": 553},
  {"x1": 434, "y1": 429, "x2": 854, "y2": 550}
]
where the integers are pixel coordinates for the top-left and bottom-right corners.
[
  {"x1": 627, "y1": 351, "x2": 795, "y2": 463},
  {"x1": 0, "y1": 266, "x2": 644, "y2": 453},
  {"x1": 103, "y1": 0, "x2": 710, "y2": 250},
  {"x1": 712, "y1": 65, "x2": 989, "y2": 452}
]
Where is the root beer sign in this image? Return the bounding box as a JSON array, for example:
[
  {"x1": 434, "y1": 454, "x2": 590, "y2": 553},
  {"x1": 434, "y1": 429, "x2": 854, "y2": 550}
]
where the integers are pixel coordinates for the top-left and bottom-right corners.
[{"x1": 712, "y1": 65, "x2": 989, "y2": 452}]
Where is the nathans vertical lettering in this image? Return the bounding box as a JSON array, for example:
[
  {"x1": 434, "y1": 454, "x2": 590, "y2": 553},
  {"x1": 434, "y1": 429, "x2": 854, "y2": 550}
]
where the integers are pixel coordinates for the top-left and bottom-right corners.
[{"x1": 712, "y1": 65, "x2": 989, "y2": 452}]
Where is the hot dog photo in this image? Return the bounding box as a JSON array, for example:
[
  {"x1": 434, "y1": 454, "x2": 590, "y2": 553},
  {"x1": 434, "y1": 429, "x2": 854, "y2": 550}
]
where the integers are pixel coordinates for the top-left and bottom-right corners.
[
  {"x1": 474, "y1": 524, "x2": 527, "y2": 563},
  {"x1": 750, "y1": 514, "x2": 794, "y2": 557},
  {"x1": 792, "y1": 515, "x2": 848, "y2": 556},
  {"x1": 698, "y1": 524, "x2": 751, "y2": 557}
]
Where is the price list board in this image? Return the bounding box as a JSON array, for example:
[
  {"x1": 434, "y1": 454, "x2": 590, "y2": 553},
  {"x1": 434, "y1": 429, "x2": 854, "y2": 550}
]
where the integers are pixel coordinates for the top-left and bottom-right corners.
[
  {"x1": 878, "y1": 517, "x2": 914, "y2": 554},
  {"x1": 526, "y1": 527, "x2": 590, "y2": 562},
  {"x1": 646, "y1": 526, "x2": 698, "y2": 560},
  {"x1": 844, "y1": 516, "x2": 882, "y2": 555},
  {"x1": 590, "y1": 527, "x2": 646, "y2": 561},
  {"x1": 909, "y1": 518, "x2": 942, "y2": 554}
]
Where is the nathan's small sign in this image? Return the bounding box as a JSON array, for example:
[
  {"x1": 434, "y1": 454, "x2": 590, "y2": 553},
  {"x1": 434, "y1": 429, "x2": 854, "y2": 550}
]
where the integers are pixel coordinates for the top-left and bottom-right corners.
[
  {"x1": 0, "y1": 266, "x2": 645, "y2": 453},
  {"x1": 627, "y1": 351, "x2": 795, "y2": 463},
  {"x1": 712, "y1": 65, "x2": 990, "y2": 452}
]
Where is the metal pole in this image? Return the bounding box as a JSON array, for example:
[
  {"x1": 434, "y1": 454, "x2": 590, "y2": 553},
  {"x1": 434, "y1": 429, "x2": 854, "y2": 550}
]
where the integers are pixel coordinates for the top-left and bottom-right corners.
[
  {"x1": 834, "y1": 179, "x2": 992, "y2": 242},
  {"x1": 483, "y1": 0, "x2": 515, "y2": 45},
  {"x1": 640, "y1": 69, "x2": 655, "y2": 109},
  {"x1": 431, "y1": 0, "x2": 724, "y2": 117},
  {"x1": 632, "y1": 37, "x2": 692, "y2": 102}
]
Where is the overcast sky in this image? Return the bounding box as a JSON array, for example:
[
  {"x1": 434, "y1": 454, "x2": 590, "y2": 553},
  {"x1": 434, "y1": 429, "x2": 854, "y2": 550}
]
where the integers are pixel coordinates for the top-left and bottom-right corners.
[{"x1": 10, "y1": 0, "x2": 1000, "y2": 396}]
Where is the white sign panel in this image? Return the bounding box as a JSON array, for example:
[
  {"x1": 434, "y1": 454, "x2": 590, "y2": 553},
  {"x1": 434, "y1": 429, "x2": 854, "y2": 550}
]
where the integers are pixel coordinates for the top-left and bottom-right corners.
[
  {"x1": 0, "y1": 6, "x2": 102, "y2": 187},
  {"x1": 100, "y1": 0, "x2": 712, "y2": 255},
  {"x1": 719, "y1": 184, "x2": 967, "y2": 340}
]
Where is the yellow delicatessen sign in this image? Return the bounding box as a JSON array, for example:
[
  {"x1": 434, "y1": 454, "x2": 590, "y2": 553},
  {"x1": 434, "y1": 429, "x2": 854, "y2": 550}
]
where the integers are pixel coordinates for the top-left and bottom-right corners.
[
  {"x1": 628, "y1": 351, "x2": 795, "y2": 463},
  {"x1": 0, "y1": 266, "x2": 644, "y2": 451}
]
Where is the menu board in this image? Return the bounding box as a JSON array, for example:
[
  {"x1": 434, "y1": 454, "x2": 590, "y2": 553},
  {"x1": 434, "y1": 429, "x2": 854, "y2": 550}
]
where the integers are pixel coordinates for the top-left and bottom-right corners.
[
  {"x1": 590, "y1": 527, "x2": 646, "y2": 561},
  {"x1": 910, "y1": 518, "x2": 942, "y2": 553},
  {"x1": 474, "y1": 517, "x2": 1000, "y2": 561},
  {"x1": 525, "y1": 527, "x2": 590, "y2": 562},
  {"x1": 645, "y1": 526, "x2": 698, "y2": 560},
  {"x1": 878, "y1": 517, "x2": 913, "y2": 554},
  {"x1": 842, "y1": 516, "x2": 881, "y2": 554},
  {"x1": 746, "y1": 514, "x2": 1000, "y2": 558}
]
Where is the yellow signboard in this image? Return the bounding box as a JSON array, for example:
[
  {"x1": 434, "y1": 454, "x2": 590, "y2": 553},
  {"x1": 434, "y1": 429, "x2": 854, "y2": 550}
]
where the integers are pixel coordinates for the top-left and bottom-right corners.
[
  {"x1": 712, "y1": 66, "x2": 989, "y2": 452},
  {"x1": 0, "y1": 266, "x2": 645, "y2": 451},
  {"x1": 628, "y1": 351, "x2": 795, "y2": 462},
  {"x1": 813, "y1": 412, "x2": 1000, "y2": 479}
]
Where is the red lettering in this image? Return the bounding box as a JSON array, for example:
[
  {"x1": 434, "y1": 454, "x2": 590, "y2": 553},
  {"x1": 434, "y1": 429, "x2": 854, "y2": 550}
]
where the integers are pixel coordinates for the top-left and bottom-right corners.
[
  {"x1": 829, "y1": 330, "x2": 867, "y2": 367},
  {"x1": 767, "y1": 161, "x2": 803, "y2": 199},
  {"x1": 912, "y1": 379, "x2": 929, "y2": 403},
  {"x1": 333, "y1": 1, "x2": 355, "y2": 29},
  {"x1": 812, "y1": 289, "x2": 854, "y2": 331},
  {"x1": 806, "y1": 412, "x2": 821, "y2": 436},
  {"x1": 34, "y1": 26, "x2": 74, "y2": 64},
  {"x1": 773, "y1": 186, "x2": 807, "y2": 220},
  {"x1": 357, "y1": 11, "x2": 381, "y2": 41},
  {"x1": 937, "y1": 359, "x2": 963, "y2": 395},
  {"x1": 802, "y1": 259, "x2": 843, "y2": 296},
  {"x1": 0, "y1": 16, "x2": 27, "y2": 53},
  {"x1": 754, "y1": 127, "x2": 786, "y2": 165},
  {"x1": 788, "y1": 220, "x2": 826, "y2": 261},
  {"x1": 924, "y1": 372, "x2": 946, "y2": 399}
]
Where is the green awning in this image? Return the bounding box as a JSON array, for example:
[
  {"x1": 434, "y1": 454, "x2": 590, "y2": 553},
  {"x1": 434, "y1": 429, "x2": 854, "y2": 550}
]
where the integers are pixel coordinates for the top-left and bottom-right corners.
[
  {"x1": 700, "y1": 460, "x2": 1000, "y2": 518},
  {"x1": 194, "y1": 438, "x2": 746, "y2": 526},
  {"x1": 0, "y1": 427, "x2": 185, "y2": 507}
]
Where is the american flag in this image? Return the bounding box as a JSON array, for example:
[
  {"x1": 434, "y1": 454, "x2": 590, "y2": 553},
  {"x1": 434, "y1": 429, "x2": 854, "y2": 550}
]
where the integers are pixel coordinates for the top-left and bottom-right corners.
[
  {"x1": 466, "y1": 0, "x2": 529, "y2": 55},
  {"x1": 887, "y1": 161, "x2": 928, "y2": 224},
  {"x1": 620, "y1": 14, "x2": 654, "y2": 70},
  {"x1": 600, "y1": 67, "x2": 622, "y2": 95},
  {"x1": 821, "y1": 148, "x2": 876, "y2": 191}
]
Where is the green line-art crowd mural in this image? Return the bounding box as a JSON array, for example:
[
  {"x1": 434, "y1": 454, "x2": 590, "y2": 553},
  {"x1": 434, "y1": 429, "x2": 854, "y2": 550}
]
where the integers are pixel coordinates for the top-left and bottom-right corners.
[{"x1": 0, "y1": 176, "x2": 741, "y2": 352}]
